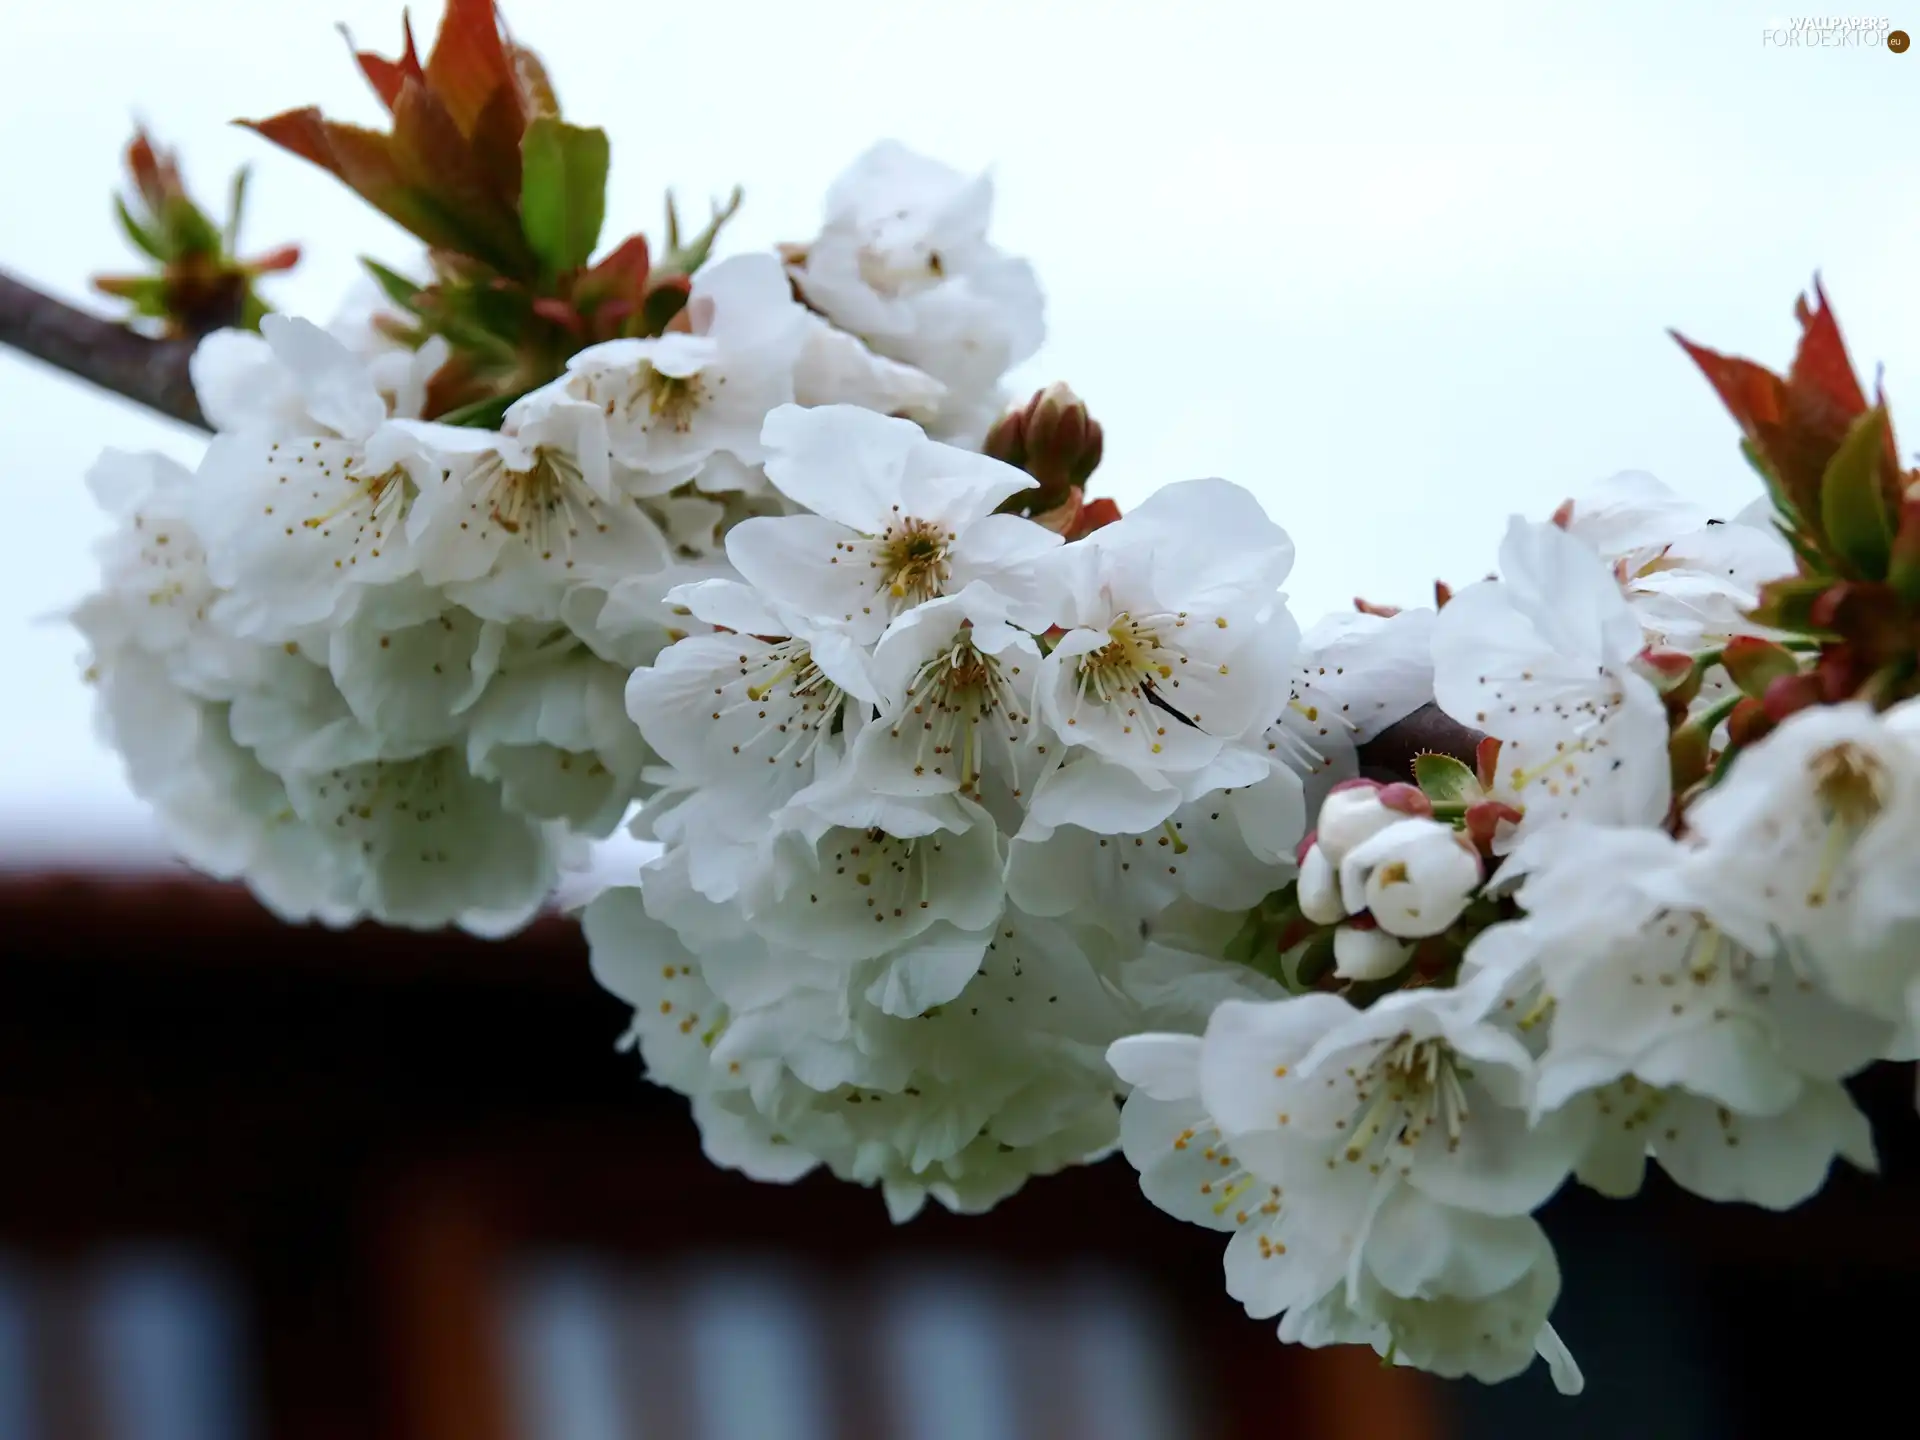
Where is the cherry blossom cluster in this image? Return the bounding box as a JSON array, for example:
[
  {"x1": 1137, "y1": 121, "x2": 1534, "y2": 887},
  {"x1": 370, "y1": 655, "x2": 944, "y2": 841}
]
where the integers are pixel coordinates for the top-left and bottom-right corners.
[
  {"x1": 72, "y1": 142, "x2": 1043, "y2": 932},
  {"x1": 67, "y1": 83, "x2": 1920, "y2": 1398},
  {"x1": 1113, "y1": 459, "x2": 1920, "y2": 1391},
  {"x1": 582, "y1": 408, "x2": 1443, "y2": 1218}
]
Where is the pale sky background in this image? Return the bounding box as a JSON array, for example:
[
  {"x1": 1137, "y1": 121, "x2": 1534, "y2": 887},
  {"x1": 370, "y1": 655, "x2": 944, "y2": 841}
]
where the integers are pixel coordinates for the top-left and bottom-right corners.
[{"x1": 4, "y1": 0, "x2": 1918, "y2": 864}]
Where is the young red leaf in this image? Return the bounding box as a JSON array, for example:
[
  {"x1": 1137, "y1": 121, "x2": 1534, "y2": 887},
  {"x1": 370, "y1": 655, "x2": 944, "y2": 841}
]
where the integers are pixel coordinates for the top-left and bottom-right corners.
[
  {"x1": 352, "y1": 13, "x2": 425, "y2": 112},
  {"x1": 389, "y1": 78, "x2": 537, "y2": 276},
  {"x1": 1788, "y1": 279, "x2": 1869, "y2": 420},
  {"x1": 240, "y1": 108, "x2": 347, "y2": 179},
  {"x1": 424, "y1": 0, "x2": 522, "y2": 136}
]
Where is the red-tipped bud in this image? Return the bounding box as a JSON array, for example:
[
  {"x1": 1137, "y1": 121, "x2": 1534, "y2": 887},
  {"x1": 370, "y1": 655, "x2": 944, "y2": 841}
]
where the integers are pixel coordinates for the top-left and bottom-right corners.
[
  {"x1": 983, "y1": 404, "x2": 1029, "y2": 470},
  {"x1": 1726, "y1": 696, "x2": 1776, "y2": 750},
  {"x1": 1762, "y1": 671, "x2": 1824, "y2": 723},
  {"x1": 1816, "y1": 645, "x2": 1865, "y2": 703},
  {"x1": 1377, "y1": 783, "x2": 1433, "y2": 818},
  {"x1": 1635, "y1": 647, "x2": 1697, "y2": 696},
  {"x1": 989, "y1": 382, "x2": 1104, "y2": 502},
  {"x1": 1433, "y1": 580, "x2": 1454, "y2": 610},
  {"x1": 1720, "y1": 636, "x2": 1801, "y2": 699},
  {"x1": 1549, "y1": 498, "x2": 1576, "y2": 530},
  {"x1": 1354, "y1": 597, "x2": 1402, "y2": 617}
]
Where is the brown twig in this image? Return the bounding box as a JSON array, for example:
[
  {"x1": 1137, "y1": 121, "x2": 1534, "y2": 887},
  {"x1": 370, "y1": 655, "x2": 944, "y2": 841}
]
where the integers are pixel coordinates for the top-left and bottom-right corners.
[
  {"x1": 1355, "y1": 702, "x2": 1482, "y2": 782},
  {"x1": 0, "y1": 269, "x2": 208, "y2": 431}
]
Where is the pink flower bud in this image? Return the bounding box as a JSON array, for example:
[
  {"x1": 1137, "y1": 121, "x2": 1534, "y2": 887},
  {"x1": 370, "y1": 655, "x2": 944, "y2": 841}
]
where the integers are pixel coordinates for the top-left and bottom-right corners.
[{"x1": 1314, "y1": 785, "x2": 1396, "y2": 864}]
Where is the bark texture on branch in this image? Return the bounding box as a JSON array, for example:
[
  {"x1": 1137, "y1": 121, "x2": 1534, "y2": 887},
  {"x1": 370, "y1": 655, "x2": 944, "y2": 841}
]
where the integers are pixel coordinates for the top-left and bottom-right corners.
[
  {"x1": 0, "y1": 269, "x2": 208, "y2": 431},
  {"x1": 1355, "y1": 702, "x2": 1483, "y2": 782}
]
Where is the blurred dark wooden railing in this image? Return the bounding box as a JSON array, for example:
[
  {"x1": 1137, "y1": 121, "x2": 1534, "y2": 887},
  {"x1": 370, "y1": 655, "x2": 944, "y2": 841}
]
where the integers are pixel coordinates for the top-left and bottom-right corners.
[{"x1": 0, "y1": 870, "x2": 1914, "y2": 1440}]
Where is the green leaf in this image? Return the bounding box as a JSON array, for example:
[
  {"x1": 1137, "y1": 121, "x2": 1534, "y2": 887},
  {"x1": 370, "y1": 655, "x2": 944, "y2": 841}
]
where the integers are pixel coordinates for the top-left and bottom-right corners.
[
  {"x1": 159, "y1": 195, "x2": 223, "y2": 260},
  {"x1": 1748, "y1": 575, "x2": 1838, "y2": 635},
  {"x1": 360, "y1": 257, "x2": 425, "y2": 314},
  {"x1": 1412, "y1": 752, "x2": 1483, "y2": 806},
  {"x1": 1818, "y1": 407, "x2": 1893, "y2": 578},
  {"x1": 113, "y1": 196, "x2": 164, "y2": 261},
  {"x1": 438, "y1": 392, "x2": 521, "y2": 428},
  {"x1": 224, "y1": 165, "x2": 251, "y2": 253},
  {"x1": 662, "y1": 185, "x2": 743, "y2": 275},
  {"x1": 1740, "y1": 437, "x2": 1799, "y2": 527},
  {"x1": 519, "y1": 118, "x2": 609, "y2": 277}
]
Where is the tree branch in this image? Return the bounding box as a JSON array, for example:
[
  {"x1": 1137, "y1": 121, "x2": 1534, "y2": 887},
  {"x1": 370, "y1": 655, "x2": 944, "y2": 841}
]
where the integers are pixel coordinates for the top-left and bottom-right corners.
[
  {"x1": 0, "y1": 271, "x2": 1497, "y2": 790},
  {"x1": 1356, "y1": 702, "x2": 1483, "y2": 782},
  {"x1": 0, "y1": 269, "x2": 208, "y2": 431}
]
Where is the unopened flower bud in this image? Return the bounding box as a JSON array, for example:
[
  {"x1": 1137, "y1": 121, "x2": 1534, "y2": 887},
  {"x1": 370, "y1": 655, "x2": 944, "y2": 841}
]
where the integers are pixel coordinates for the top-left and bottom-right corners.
[
  {"x1": 1333, "y1": 919, "x2": 1414, "y2": 982},
  {"x1": 1721, "y1": 635, "x2": 1801, "y2": 700},
  {"x1": 1763, "y1": 670, "x2": 1823, "y2": 723},
  {"x1": 1296, "y1": 842, "x2": 1346, "y2": 925},
  {"x1": 983, "y1": 403, "x2": 1029, "y2": 470},
  {"x1": 1635, "y1": 648, "x2": 1698, "y2": 698},
  {"x1": 1336, "y1": 817, "x2": 1483, "y2": 938},
  {"x1": 1376, "y1": 783, "x2": 1433, "y2": 818},
  {"x1": 1725, "y1": 695, "x2": 1775, "y2": 750},
  {"x1": 1314, "y1": 781, "x2": 1394, "y2": 864},
  {"x1": 987, "y1": 383, "x2": 1104, "y2": 509}
]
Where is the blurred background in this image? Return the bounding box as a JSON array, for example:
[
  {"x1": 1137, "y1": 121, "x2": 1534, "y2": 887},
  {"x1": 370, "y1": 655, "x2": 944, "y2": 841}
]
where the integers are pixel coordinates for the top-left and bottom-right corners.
[{"x1": 2, "y1": 1, "x2": 1918, "y2": 1435}]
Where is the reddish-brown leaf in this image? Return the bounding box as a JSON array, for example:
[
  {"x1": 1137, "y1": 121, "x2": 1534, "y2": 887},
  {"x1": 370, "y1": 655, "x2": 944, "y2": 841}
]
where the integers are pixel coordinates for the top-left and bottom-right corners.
[
  {"x1": 1789, "y1": 278, "x2": 1869, "y2": 420},
  {"x1": 1672, "y1": 332, "x2": 1785, "y2": 436},
  {"x1": 530, "y1": 296, "x2": 582, "y2": 333},
  {"x1": 424, "y1": 0, "x2": 520, "y2": 137},
  {"x1": 243, "y1": 244, "x2": 304, "y2": 275},
  {"x1": 464, "y1": 84, "x2": 526, "y2": 209},
  {"x1": 1675, "y1": 328, "x2": 1838, "y2": 532},
  {"x1": 240, "y1": 108, "x2": 348, "y2": 180},
  {"x1": 312, "y1": 119, "x2": 490, "y2": 259},
  {"x1": 390, "y1": 78, "x2": 534, "y2": 275},
  {"x1": 354, "y1": 14, "x2": 425, "y2": 113}
]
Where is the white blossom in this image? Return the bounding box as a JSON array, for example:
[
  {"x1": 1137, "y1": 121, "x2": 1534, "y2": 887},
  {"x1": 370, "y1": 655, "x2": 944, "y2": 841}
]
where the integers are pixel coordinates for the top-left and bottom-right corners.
[
  {"x1": 191, "y1": 317, "x2": 445, "y2": 640},
  {"x1": 1680, "y1": 701, "x2": 1920, "y2": 1025},
  {"x1": 1025, "y1": 479, "x2": 1298, "y2": 836},
  {"x1": 788, "y1": 141, "x2": 1044, "y2": 416},
  {"x1": 401, "y1": 388, "x2": 672, "y2": 619},
  {"x1": 1432, "y1": 516, "x2": 1671, "y2": 847},
  {"x1": 1474, "y1": 823, "x2": 1887, "y2": 1208},
  {"x1": 1263, "y1": 608, "x2": 1436, "y2": 813},
  {"x1": 564, "y1": 253, "x2": 806, "y2": 483},
  {"x1": 731, "y1": 403, "x2": 1060, "y2": 643}
]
